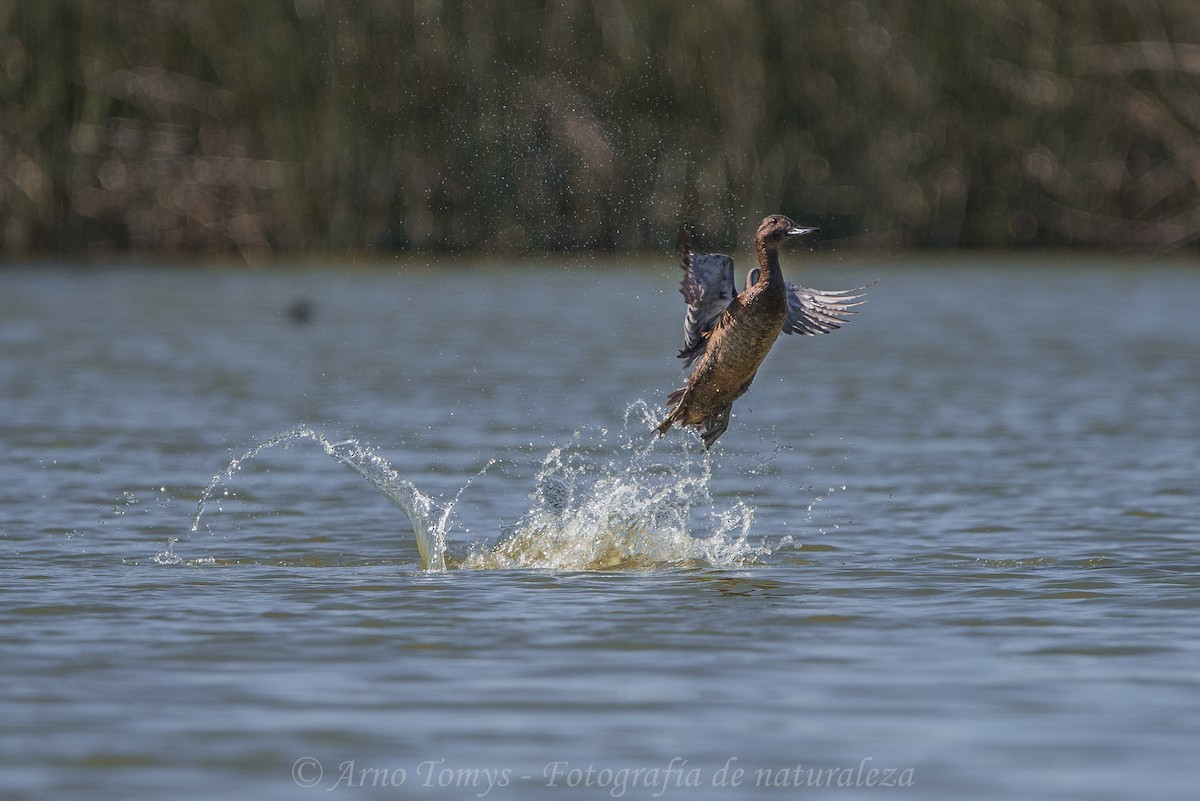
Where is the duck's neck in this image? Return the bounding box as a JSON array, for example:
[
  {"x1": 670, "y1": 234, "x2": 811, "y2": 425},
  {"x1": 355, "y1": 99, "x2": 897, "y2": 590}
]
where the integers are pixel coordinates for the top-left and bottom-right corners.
[{"x1": 755, "y1": 242, "x2": 784, "y2": 289}]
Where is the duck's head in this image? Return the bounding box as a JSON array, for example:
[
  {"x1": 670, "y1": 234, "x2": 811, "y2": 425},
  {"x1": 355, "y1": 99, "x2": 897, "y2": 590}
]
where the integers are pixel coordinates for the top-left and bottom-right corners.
[{"x1": 757, "y1": 214, "x2": 819, "y2": 248}]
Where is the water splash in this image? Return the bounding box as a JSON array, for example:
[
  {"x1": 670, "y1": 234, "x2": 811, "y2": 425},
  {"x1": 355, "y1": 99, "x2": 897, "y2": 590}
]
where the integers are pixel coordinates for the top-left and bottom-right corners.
[
  {"x1": 151, "y1": 537, "x2": 183, "y2": 565},
  {"x1": 464, "y1": 405, "x2": 763, "y2": 569},
  {"x1": 191, "y1": 427, "x2": 448, "y2": 569},
  {"x1": 186, "y1": 405, "x2": 771, "y2": 572}
]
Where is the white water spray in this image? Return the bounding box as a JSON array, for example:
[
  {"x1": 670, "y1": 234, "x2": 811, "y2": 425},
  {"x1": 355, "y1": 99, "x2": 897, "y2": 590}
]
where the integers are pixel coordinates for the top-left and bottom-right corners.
[{"x1": 186, "y1": 405, "x2": 773, "y2": 571}]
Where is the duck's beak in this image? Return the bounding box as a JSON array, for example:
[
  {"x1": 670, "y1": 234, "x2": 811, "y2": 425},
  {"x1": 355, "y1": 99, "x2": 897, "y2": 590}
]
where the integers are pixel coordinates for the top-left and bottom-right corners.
[{"x1": 787, "y1": 225, "x2": 820, "y2": 238}]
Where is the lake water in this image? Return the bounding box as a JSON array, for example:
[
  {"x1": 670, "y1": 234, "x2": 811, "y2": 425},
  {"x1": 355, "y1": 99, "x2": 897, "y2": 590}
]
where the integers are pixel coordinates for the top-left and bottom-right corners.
[{"x1": 3, "y1": 254, "x2": 1199, "y2": 800}]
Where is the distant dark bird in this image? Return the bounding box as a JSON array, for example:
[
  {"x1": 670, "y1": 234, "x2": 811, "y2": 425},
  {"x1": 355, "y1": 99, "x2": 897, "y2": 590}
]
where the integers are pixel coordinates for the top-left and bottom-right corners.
[
  {"x1": 656, "y1": 214, "x2": 868, "y2": 448},
  {"x1": 285, "y1": 298, "x2": 315, "y2": 325}
]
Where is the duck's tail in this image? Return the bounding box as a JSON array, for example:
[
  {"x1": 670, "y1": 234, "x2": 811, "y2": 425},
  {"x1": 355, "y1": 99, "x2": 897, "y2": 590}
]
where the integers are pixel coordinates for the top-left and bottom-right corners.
[{"x1": 655, "y1": 388, "x2": 688, "y2": 436}]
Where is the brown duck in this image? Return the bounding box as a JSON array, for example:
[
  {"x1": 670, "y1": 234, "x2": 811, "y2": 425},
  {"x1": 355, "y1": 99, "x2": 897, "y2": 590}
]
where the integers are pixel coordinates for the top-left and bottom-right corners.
[{"x1": 656, "y1": 214, "x2": 868, "y2": 448}]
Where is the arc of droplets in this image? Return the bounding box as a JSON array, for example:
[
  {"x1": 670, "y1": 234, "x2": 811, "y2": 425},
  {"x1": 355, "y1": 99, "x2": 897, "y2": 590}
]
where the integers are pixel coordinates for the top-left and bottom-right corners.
[{"x1": 189, "y1": 427, "x2": 449, "y2": 570}]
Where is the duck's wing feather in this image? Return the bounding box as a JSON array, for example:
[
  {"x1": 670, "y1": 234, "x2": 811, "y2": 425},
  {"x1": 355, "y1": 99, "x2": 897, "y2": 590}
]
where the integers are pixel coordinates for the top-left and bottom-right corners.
[
  {"x1": 780, "y1": 281, "x2": 872, "y2": 336},
  {"x1": 678, "y1": 238, "x2": 737, "y2": 367},
  {"x1": 744, "y1": 269, "x2": 871, "y2": 336}
]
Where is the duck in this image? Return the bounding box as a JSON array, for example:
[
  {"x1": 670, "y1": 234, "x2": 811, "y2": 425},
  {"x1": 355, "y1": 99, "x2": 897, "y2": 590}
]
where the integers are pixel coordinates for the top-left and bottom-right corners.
[{"x1": 656, "y1": 214, "x2": 868, "y2": 449}]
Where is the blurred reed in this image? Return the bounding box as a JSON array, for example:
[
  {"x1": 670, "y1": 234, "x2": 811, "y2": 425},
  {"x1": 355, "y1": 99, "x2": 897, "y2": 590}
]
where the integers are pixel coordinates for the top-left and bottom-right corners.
[{"x1": 2, "y1": 0, "x2": 1198, "y2": 260}]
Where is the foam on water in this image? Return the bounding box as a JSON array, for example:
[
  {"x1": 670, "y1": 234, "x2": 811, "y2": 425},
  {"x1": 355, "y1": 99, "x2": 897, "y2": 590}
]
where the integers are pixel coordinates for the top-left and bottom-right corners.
[
  {"x1": 185, "y1": 403, "x2": 770, "y2": 571},
  {"x1": 463, "y1": 410, "x2": 762, "y2": 570}
]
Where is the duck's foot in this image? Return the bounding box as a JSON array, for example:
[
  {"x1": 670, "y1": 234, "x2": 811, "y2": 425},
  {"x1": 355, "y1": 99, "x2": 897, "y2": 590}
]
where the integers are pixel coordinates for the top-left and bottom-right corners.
[{"x1": 700, "y1": 408, "x2": 730, "y2": 449}]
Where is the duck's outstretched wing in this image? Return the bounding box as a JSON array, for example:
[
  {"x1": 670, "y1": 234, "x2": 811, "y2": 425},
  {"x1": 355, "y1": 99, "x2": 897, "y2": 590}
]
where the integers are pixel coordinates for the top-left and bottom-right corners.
[
  {"x1": 678, "y1": 232, "x2": 737, "y2": 368},
  {"x1": 781, "y1": 282, "x2": 871, "y2": 335},
  {"x1": 745, "y1": 268, "x2": 872, "y2": 336}
]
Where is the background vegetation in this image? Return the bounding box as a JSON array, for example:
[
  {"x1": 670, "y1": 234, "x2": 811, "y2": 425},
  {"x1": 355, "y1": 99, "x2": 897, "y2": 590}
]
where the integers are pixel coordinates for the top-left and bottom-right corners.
[{"x1": 3, "y1": 0, "x2": 1200, "y2": 260}]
